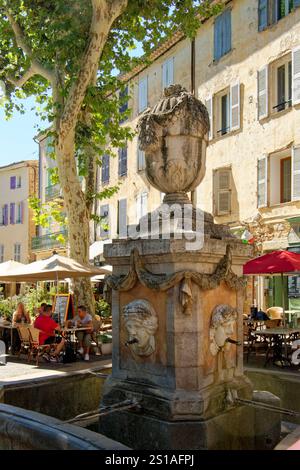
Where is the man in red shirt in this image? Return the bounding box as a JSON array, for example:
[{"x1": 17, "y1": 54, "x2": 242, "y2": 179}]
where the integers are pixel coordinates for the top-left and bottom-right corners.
[{"x1": 34, "y1": 305, "x2": 65, "y2": 361}]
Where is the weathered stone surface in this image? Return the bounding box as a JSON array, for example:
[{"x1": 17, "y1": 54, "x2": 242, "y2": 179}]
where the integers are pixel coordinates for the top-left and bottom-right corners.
[{"x1": 0, "y1": 404, "x2": 129, "y2": 450}]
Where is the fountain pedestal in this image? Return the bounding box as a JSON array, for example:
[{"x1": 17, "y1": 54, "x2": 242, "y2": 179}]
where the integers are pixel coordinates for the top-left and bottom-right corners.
[{"x1": 99, "y1": 86, "x2": 281, "y2": 449}]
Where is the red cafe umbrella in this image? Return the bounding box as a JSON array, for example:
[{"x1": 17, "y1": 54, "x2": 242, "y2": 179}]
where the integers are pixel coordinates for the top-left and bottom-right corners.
[
  {"x1": 243, "y1": 250, "x2": 300, "y2": 275},
  {"x1": 243, "y1": 250, "x2": 300, "y2": 326}
]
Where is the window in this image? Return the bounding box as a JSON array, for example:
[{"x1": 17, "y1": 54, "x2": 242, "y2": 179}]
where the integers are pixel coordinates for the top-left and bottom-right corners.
[
  {"x1": 101, "y1": 154, "x2": 110, "y2": 184},
  {"x1": 209, "y1": 83, "x2": 240, "y2": 139},
  {"x1": 14, "y1": 243, "x2": 21, "y2": 262},
  {"x1": 119, "y1": 86, "x2": 128, "y2": 123},
  {"x1": 0, "y1": 245, "x2": 4, "y2": 263},
  {"x1": 16, "y1": 202, "x2": 23, "y2": 224},
  {"x1": 16, "y1": 176, "x2": 21, "y2": 188},
  {"x1": 137, "y1": 148, "x2": 146, "y2": 171},
  {"x1": 100, "y1": 204, "x2": 110, "y2": 238},
  {"x1": 118, "y1": 147, "x2": 127, "y2": 177},
  {"x1": 258, "y1": 49, "x2": 300, "y2": 120},
  {"x1": 213, "y1": 168, "x2": 231, "y2": 216},
  {"x1": 214, "y1": 9, "x2": 231, "y2": 61},
  {"x1": 162, "y1": 57, "x2": 174, "y2": 89},
  {"x1": 258, "y1": 148, "x2": 300, "y2": 207},
  {"x1": 281, "y1": 157, "x2": 292, "y2": 202},
  {"x1": 136, "y1": 191, "x2": 148, "y2": 223},
  {"x1": 258, "y1": 0, "x2": 300, "y2": 31},
  {"x1": 272, "y1": 56, "x2": 292, "y2": 113},
  {"x1": 1, "y1": 205, "x2": 8, "y2": 226},
  {"x1": 117, "y1": 198, "x2": 127, "y2": 238},
  {"x1": 138, "y1": 77, "x2": 148, "y2": 113}
]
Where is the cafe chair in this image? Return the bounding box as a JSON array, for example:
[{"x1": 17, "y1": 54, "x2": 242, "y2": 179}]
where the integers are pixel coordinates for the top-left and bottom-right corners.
[
  {"x1": 28, "y1": 326, "x2": 54, "y2": 366},
  {"x1": 17, "y1": 325, "x2": 31, "y2": 361}
]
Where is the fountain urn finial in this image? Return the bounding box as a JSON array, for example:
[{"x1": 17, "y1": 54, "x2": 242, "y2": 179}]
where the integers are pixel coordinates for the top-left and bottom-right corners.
[{"x1": 138, "y1": 84, "x2": 210, "y2": 205}]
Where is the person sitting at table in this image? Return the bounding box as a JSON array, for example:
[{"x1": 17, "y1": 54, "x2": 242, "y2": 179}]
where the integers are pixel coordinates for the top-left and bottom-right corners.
[
  {"x1": 13, "y1": 302, "x2": 31, "y2": 325},
  {"x1": 34, "y1": 305, "x2": 65, "y2": 362},
  {"x1": 36, "y1": 302, "x2": 47, "y2": 318},
  {"x1": 71, "y1": 305, "x2": 93, "y2": 361},
  {"x1": 11, "y1": 302, "x2": 31, "y2": 353}
]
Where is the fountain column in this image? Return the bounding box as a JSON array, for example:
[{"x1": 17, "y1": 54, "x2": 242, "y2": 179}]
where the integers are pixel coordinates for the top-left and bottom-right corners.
[{"x1": 99, "y1": 85, "x2": 281, "y2": 450}]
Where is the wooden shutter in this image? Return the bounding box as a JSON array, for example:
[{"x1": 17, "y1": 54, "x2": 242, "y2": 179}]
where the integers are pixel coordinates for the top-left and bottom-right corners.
[
  {"x1": 102, "y1": 154, "x2": 109, "y2": 183},
  {"x1": 138, "y1": 77, "x2": 148, "y2": 113},
  {"x1": 10, "y1": 176, "x2": 16, "y2": 190},
  {"x1": 214, "y1": 14, "x2": 223, "y2": 61},
  {"x1": 258, "y1": 66, "x2": 268, "y2": 119},
  {"x1": 292, "y1": 147, "x2": 300, "y2": 201},
  {"x1": 118, "y1": 147, "x2": 127, "y2": 177},
  {"x1": 230, "y1": 82, "x2": 240, "y2": 131},
  {"x1": 141, "y1": 192, "x2": 148, "y2": 217},
  {"x1": 214, "y1": 168, "x2": 231, "y2": 215},
  {"x1": 20, "y1": 201, "x2": 24, "y2": 224},
  {"x1": 4, "y1": 204, "x2": 8, "y2": 226},
  {"x1": 137, "y1": 148, "x2": 146, "y2": 171},
  {"x1": 162, "y1": 57, "x2": 174, "y2": 89},
  {"x1": 205, "y1": 96, "x2": 213, "y2": 140},
  {"x1": 257, "y1": 156, "x2": 268, "y2": 207},
  {"x1": 258, "y1": 0, "x2": 268, "y2": 31},
  {"x1": 223, "y1": 9, "x2": 231, "y2": 56},
  {"x1": 10, "y1": 203, "x2": 15, "y2": 225},
  {"x1": 118, "y1": 198, "x2": 127, "y2": 238},
  {"x1": 292, "y1": 47, "x2": 300, "y2": 105}
]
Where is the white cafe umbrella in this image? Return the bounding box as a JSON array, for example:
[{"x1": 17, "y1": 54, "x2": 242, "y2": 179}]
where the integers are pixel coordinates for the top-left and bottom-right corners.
[
  {"x1": 0, "y1": 253, "x2": 108, "y2": 282},
  {"x1": 0, "y1": 260, "x2": 25, "y2": 283},
  {"x1": 91, "y1": 265, "x2": 112, "y2": 282}
]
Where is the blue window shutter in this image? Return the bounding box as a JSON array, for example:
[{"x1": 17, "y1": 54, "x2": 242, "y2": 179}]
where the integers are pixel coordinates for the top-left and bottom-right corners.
[
  {"x1": 102, "y1": 154, "x2": 110, "y2": 183},
  {"x1": 10, "y1": 203, "x2": 15, "y2": 224},
  {"x1": 258, "y1": 0, "x2": 268, "y2": 31},
  {"x1": 214, "y1": 15, "x2": 222, "y2": 60},
  {"x1": 10, "y1": 176, "x2": 16, "y2": 190},
  {"x1": 223, "y1": 9, "x2": 231, "y2": 55},
  {"x1": 295, "y1": 0, "x2": 300, "y2": 7},
  {"x1": 118, "y1": 147, "x2": 127, "y2": 177},
  {"x1": 4, "y1": 205, "x2": 8, "y2": 225}
]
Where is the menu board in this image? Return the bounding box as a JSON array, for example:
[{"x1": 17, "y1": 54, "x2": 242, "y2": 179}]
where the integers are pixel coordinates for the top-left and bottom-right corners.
[
  {"x1": 52, "y1": 294, "x2": 74, "y2": 324},
  {"x1": 288, "y1": 276, "x2": 300, "y2": 298}
]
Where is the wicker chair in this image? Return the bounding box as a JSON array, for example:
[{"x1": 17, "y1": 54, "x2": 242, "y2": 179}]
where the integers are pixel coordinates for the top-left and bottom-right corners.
[
  {"x1": 28, "y1": 326, "x2": 53, "y2": 366},
  {"x1": 17, "y1": 325, "x2": 31, "y2": 361}
]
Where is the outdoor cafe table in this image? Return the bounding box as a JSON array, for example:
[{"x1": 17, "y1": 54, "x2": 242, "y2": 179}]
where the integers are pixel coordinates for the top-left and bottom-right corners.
[
  {"x1": 0, "y1": 322, "x2": 18, "y2": 353},
  {"x1": 61, "y1": 327, "x2": 91, "y2": 353},
  {"x1": 253, "y1": 327, "x2": 300, "y2": 367}
]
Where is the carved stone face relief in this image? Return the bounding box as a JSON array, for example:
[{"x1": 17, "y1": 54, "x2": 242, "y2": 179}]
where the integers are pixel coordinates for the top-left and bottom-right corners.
[
  {"x1": 209, "y1": 304, "x2": 237, "y2": 356},
  {"x1": 123, "y1": 299, "x2": 158, "y2": 357}
]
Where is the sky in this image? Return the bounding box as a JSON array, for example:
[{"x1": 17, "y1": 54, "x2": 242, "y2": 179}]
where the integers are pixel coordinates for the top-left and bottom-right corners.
[{"x1": 0, "y1": 97, "x2": 42, "y2": 166}]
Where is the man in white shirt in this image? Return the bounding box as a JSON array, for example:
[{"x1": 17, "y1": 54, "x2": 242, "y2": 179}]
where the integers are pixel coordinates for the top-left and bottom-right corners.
[{"x1": 72, "y1": 305, "x2": 93, "y2": 361}]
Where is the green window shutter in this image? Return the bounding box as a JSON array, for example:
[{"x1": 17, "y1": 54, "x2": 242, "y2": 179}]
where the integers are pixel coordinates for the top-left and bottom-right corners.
[{"x1": 292, "y1": 147, "x2": 300, "y2": 201}]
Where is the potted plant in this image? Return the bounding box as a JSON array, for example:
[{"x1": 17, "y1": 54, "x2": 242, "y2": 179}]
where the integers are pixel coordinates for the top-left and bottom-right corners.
[{"x1": 99, "y1": 333, "x2": 112, "y2": 355}]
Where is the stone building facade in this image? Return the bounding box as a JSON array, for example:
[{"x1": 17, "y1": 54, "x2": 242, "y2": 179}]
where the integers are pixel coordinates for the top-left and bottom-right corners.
[
  {"x1": 0, "y1": 160, "x2": 38, "y2": 265},
  {"x1": 96, "y1": 0, "x2": 300, "y2": 309}
]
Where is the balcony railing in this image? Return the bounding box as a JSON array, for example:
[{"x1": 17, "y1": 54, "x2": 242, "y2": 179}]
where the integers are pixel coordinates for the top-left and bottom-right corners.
[
  {"x1": 31, "y1": 229, "x2": 68, "y2": 252},
  {"x1": 45, "y1": 184, "x2": 62, "y2": 202}
]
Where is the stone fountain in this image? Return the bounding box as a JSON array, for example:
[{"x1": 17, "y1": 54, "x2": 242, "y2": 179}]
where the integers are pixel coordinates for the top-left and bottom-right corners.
[{"x1": 99, "y1": 85, "x2": 281, "y2": 449}]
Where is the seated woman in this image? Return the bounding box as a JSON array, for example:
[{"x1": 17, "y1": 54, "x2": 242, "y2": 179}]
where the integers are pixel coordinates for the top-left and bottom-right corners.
[
  {"x1": 13, "y1": 302, "x2": 31, "y2": 325},
  {"x1": 12, "y1": 302, "x2": 31, "y2": 353}
]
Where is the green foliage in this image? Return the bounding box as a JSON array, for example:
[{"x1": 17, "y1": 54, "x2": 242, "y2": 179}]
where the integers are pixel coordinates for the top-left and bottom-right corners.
[
  {"x1": 0, "y1": 0, "x2": 220, "y2": 232},
  {"x1": 99, "y1": 333, "x2": 112, "y2": 344},
  {"x1": 95, "y1": 298, "x2": 111, "y2": 318},
  {"x1": 0, "y1": 285, "x2": 51, "y2": 319}
]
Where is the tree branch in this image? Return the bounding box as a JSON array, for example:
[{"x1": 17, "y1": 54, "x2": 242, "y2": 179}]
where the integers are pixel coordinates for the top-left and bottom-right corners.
[
  {"x1": 59, "y1": 0, "x2": 128, "y2": 139},
  {"x1": 5, "y1": 9, "x2": 55, "y2": 86}
]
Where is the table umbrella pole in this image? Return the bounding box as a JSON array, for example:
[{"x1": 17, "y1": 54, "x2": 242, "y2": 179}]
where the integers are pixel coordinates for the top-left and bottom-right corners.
[{"x1": 281, "y1": 273, "x2": 286, "y2": 328}]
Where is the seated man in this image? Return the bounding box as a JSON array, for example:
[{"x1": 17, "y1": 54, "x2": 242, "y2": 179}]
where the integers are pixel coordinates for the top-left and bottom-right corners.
[
  {"x1": 72, "y1": 306, "x2": 93, "y2": 361},
  {"x1": 34, "y1": 305, "x2": 65, "y2": 362}
]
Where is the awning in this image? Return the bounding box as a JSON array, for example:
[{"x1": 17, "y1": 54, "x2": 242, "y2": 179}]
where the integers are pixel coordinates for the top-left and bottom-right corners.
[{"x1": 89, "y1": 239, "x2": 112, "y2": 260}]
